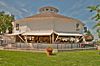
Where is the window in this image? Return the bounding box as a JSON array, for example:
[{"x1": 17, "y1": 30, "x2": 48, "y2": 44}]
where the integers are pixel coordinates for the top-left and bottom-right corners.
[
  {"x1": 51, "y1": 9, "x2": 53, "y2": 11},
  {"x1": 46, "y1": 8, "x2": 49, "y2": 11},
  {"x1": 16, "y1": 24, "x2": 19, "y2": 30},
  {"x1": 76, "y1": 23, "x2": 79, "y2": 31},
  {"x1": 84, "y1": 27, "x2": 87, "y2": 32},
  {"x1": 76, "y1": 23, "x2": 79, "y2": 28}
]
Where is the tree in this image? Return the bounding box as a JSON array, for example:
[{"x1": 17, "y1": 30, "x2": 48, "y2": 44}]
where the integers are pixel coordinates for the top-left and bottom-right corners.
[
  {"x1": 87, "y1": 5, "x2": 100, "y2": 21},
  {"x1": 84, "y1": 30, "x2": 94, "y2": 41},
  {"x1": 88, "y1": 5, "x2": 100, "y2": 38},
  {"x1": 0, "y1": 11, "x2": 15, "y2": 34}
]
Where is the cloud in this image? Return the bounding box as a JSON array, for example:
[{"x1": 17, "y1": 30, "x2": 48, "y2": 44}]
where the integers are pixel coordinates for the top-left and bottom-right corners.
[
  {"x1": 0, "y1": 1, "x2": 8, "y2": 7},
  {"x1": 0, "y1": 1, "x2": 28, "y2": 19},
  {"x1": 21, "y1": 8, "x2": 29, "y2": 13}
]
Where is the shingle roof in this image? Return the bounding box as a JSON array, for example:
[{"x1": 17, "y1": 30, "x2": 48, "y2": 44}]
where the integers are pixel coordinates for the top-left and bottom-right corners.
[
  {"x1": 15, "y1": 12, "x2": 84, "y2": 25},
  {"x1": 28, "y1": 12, "x2": 67, "y2": 18}
]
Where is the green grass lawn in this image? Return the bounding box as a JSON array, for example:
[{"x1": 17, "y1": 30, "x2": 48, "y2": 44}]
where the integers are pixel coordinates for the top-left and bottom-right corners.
[{"x1": 0, "y1": 50, "x2": 100, "y2": 66}]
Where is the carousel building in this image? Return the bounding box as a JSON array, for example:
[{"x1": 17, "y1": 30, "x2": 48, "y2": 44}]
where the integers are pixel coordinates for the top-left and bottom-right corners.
[{"x1": 11, "y1": 6, "x2": 85, "y2": 44}]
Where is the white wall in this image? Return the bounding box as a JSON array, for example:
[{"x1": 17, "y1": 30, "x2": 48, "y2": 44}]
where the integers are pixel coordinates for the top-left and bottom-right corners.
[{"x1": 14, "y1": 17, "x2": 84, "y2": 33}]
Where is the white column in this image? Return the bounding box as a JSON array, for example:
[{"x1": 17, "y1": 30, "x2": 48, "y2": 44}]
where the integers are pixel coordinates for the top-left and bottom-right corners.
[{"x1": 52, "y1": 33, "x2": 55, "y2": 44}]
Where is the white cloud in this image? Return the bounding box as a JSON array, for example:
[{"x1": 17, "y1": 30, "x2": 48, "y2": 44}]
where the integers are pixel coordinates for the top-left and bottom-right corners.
[
  {"x1": 0, "y1": 1, "x2": 8, "y2": 7},
  {"x1": 0, "y1": 1, "x2": 26, "y2": 19},
  {"x1": 21, "y1": 8, "x2": 29, "y2": 13}
]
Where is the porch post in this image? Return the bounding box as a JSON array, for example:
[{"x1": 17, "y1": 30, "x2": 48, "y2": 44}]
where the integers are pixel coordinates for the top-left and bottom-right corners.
[
  {"x1": 52, "y1": 33, "x2": 55, "y2": 44},
  {"x1": 50, "y1": 35, "x2": 52, "y2": 44},
  {"x1": 37, "y1": 36, "x2": 39, "y2": 43},
  {"x1": 25, "y1": 35, "x2": 28, "y2": 43},
  {"x1": 75, "y1": 36, "x2": 76, "y2": 43},
  {"x1": 55, "y1": 35, "x2": 59, "y2": 42}
]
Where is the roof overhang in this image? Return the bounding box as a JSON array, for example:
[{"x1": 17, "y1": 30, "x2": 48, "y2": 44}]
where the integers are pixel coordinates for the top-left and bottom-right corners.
[
  {"x1": 56, "y1": 32, "x2": 83, "y2": 36},
  {"x1": 22, "y1": 30, "x2": 53, "y2": 36},
  {"x1": 7, "y1": 30, "x2": 83, "y2": 36},
  {"x1": 5, "y1": 33, "x2": 22, "y2": 36},
  {"x1": 5, "y1": 31, "x2": 25, "y2": 36}
]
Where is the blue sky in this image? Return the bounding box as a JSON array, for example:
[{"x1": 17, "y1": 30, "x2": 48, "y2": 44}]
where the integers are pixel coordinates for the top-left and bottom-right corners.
[{"x1": 0, "y1": 0, "x2": 99, "y2": 39}]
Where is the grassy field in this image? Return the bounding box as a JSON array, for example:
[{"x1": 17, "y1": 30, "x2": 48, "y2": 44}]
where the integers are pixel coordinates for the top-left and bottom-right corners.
[{"x1": 0, "y1": 50, "x2": 100, "y2": 66}]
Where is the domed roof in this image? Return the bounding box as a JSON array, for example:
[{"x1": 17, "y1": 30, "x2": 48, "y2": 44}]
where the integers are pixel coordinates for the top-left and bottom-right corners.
[
  {"x1": 15, "y1": 6, "x2": 84, "y2": 25},
  {"x1": 28, "y1": 12, "x2": 67, "y2": 18}
]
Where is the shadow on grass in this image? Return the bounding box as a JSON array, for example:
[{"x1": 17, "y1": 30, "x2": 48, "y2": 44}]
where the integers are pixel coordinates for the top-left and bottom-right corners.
[{"x1": 51, "y1": 53, "x2": 57, "y2": 56}]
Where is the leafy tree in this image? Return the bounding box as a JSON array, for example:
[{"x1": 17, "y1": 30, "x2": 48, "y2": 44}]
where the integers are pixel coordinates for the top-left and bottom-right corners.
[
  {"x1": 87, "y1": 5, "x2": 100, "y2": 21},
  {"x1": 88, "y1": 5, "x2": 100, "y2": 38},
  {"x1": 0, "y1": 11, "x2": 14, "y2": 34},
  {"x1": 84, "y1": 30, "x2": 94, "y2": 41}
]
